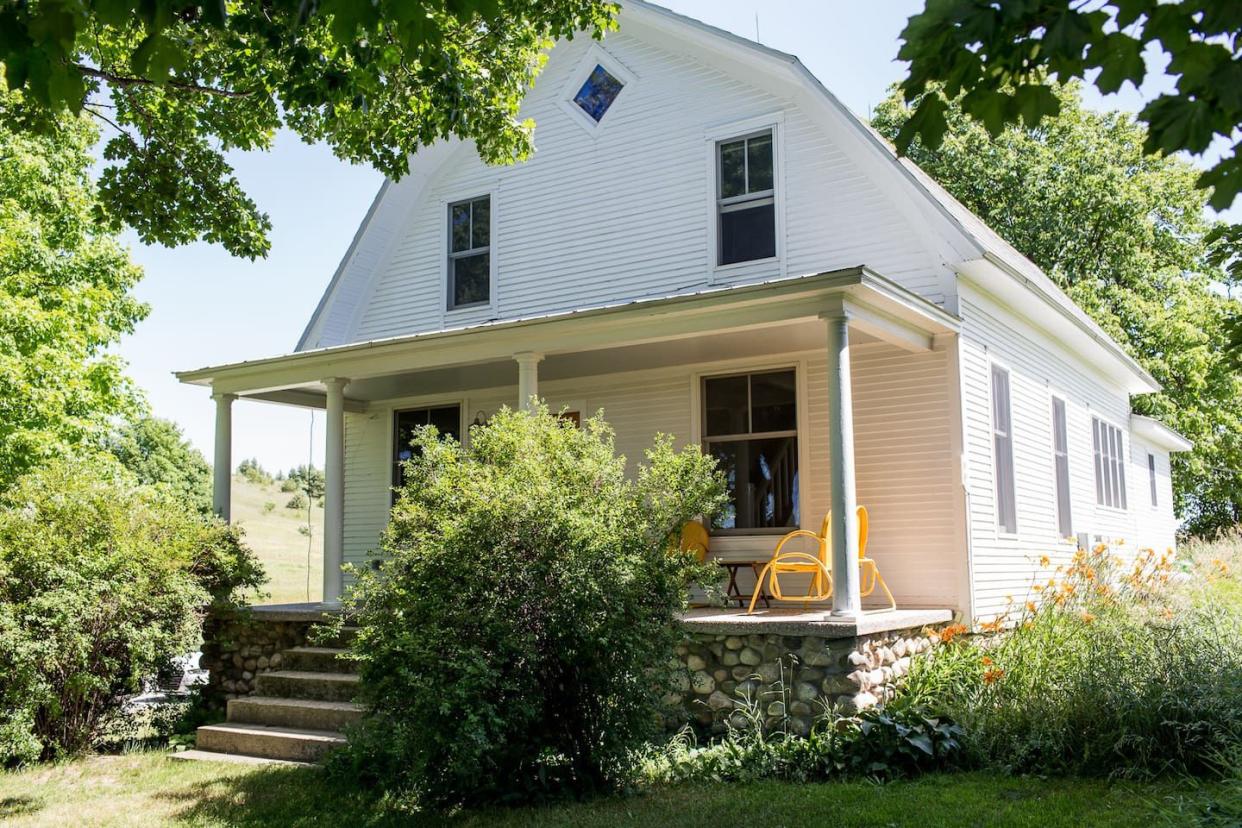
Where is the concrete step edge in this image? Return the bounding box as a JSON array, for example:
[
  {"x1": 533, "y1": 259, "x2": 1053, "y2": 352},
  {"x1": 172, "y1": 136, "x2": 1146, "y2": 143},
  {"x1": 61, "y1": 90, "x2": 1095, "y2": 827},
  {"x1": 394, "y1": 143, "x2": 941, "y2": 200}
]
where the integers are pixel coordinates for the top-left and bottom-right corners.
[
  {"x1": 230, "y1": 695, "x2": 364, "y2": 713},
  {"x1": 199, "y1": 723, "x2": 347, "y2": 743},
  {"x1": 171, "y1": 748, "x2": 316, "y2": 768}
]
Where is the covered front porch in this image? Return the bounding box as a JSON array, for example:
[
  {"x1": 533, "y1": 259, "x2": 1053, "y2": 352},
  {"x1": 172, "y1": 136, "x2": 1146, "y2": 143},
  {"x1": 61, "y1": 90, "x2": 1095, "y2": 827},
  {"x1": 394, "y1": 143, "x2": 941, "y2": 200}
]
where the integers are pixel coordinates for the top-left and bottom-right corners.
[{"x1": 178, "y1": 267, "x2": 966, "y2": 620}]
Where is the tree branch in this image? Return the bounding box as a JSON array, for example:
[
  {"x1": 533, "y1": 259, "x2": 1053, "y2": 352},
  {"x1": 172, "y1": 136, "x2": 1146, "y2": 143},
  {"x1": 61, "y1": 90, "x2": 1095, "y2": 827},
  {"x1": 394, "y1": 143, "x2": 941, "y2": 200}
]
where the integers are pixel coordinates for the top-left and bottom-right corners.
[{"x1": 72, "y1": 63, "x2": 255, "y2": 99}]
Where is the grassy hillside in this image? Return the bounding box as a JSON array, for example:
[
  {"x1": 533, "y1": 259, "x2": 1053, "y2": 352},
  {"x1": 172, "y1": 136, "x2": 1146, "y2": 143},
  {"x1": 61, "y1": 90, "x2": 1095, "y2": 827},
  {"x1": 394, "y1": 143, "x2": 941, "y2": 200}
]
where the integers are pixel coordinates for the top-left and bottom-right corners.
[{"x1": 230, "y1": 474, "x2": 323, "y2": 604}]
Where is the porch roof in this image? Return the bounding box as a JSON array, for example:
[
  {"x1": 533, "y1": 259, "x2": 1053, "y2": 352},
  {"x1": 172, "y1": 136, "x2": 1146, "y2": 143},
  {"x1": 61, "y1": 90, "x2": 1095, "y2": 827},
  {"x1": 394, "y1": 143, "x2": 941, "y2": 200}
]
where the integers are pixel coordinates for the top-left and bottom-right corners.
[{"x1": 177, "y1": 267, "x2": 959, "y2": 405}]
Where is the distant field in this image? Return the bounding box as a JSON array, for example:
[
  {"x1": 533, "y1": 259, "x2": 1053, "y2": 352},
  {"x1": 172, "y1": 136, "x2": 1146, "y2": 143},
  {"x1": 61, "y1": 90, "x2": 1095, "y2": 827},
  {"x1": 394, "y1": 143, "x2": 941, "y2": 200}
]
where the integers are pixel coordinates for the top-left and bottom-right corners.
[{"x1": 230, "y1": 475, "x2": 323, "y2": 604}]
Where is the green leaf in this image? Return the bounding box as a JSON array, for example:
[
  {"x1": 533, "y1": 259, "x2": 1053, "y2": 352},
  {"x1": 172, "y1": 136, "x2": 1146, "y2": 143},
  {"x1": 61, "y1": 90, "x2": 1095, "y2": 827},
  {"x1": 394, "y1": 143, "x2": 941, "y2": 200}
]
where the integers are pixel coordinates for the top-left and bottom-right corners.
[
  {"x1": 896, "y1": 93, "x2": 949, "y2": 153},
  {"x1": 1090, "y1": 33, "x2": 1145, "y2": 94},
  {"x1": 962, "y1": 87, "x2": 1009, "y2": 137}
]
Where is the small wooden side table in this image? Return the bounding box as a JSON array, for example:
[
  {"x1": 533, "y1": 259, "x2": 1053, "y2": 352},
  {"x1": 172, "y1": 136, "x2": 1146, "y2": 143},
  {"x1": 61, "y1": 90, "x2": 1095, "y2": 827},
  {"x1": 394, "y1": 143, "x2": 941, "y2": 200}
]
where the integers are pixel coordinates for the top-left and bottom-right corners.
[{"x1": 718, "y1": 561, "x2": 770, "y2": 609}]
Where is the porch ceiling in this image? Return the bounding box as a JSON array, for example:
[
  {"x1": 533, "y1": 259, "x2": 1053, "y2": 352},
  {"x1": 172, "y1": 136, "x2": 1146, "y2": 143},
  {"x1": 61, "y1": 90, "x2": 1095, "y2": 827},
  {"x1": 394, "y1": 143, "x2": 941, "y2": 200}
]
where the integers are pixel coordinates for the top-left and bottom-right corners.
[{"x1": 177, "y1": 266, "x2": 959, "y2": 407}]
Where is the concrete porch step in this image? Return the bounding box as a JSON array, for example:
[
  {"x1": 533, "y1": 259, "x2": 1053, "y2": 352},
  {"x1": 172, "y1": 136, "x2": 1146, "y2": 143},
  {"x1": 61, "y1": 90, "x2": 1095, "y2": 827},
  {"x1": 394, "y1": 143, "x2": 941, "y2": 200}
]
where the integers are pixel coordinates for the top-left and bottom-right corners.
[
  {"x1": 254, "y1": 670, "x2": 360, "y2": 703},
  {"x1": 228, "y1": 695, "x2": 365, "y2": 732},
  {"x1": 171, "y1": 748, "x2": 315, "y2": 768},
  {"x1": 282, "y1": 646, "x2": 357, "y2": 674},
  {"x1": 312, "y1": 625, "x2": 361, "y2": 648},
  {"x1": 196, "y1": 722, "x2": 347, "y2": 763}
]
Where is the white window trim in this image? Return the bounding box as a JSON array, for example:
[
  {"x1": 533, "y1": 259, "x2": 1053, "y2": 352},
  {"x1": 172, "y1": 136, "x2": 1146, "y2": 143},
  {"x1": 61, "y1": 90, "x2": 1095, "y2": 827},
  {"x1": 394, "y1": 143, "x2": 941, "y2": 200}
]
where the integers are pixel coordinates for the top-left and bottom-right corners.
[
  {"x1": 689, "y1": 356, "x2": 809, "y2": 538},
  {"x1": 1090, "y1": 413, "x2": 1129, "y2": 512},
  {"x1": 1048, "y1": 391, "x2": 1074, "y2": 544},
  {"x1": 557, "y1": 43, "x2": 637, "y2": 136},
  {"x1": 440, "y1": 185, "x2": 499, "y2": 321},
  {"x1": 988, "y1": 359, "x2": 1019, "y2": 538},
  {"x1": 1147, "y1": 451, "x2": 1159, "y2": 509},
  {"x1": 703, "y1": 111, "x2": 786, "y2": 280}
]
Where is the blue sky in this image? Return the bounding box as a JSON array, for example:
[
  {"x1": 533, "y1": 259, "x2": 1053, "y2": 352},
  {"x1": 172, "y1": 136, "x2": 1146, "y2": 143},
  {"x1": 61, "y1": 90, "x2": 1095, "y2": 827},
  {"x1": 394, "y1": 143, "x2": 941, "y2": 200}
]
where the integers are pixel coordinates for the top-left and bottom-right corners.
[{"x1": 115, "y1": 0, "x2": 1229, "y2": 474}]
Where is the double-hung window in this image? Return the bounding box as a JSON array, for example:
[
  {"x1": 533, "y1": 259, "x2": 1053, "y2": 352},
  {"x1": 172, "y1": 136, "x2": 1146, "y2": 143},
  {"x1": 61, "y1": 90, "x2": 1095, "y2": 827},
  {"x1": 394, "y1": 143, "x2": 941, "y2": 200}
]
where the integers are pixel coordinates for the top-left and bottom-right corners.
[
  {"x1": 717, "y1": 131, "x2": 776, "y2": 266},
  {"x1": 702, "y1": 369, "x2": 798, "y2": 532},
  {"x1": 1092, "y1": 417, "x2": 1128, "y2": 509},
  {"x1": 447, "y1": 195, "x2": 490, "y2": 309},
  {"x1": 991, "y1": 365, "x2": 1017, "y2": 533},
  {"x1": 1050, "y1": 397, "x2": 1072, "y2": 538}
]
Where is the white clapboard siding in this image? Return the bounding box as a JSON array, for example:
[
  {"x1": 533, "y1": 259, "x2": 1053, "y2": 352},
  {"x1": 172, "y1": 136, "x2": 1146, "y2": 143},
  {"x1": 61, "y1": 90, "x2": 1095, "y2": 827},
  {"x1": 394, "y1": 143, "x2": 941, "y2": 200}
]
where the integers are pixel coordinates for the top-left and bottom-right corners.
[
  {"x1": 957, "y1": 283, "x2": 1175, "y2": 619},
  {"x1": 341, "y1": 343, "x2": 964, "y2": 610},
  {"x1": 345, "y1": 30, "x2": 949, "y2": 346},
  {"x1": 1130, "y1": 436, "x2": 1178, "y2": 555}
]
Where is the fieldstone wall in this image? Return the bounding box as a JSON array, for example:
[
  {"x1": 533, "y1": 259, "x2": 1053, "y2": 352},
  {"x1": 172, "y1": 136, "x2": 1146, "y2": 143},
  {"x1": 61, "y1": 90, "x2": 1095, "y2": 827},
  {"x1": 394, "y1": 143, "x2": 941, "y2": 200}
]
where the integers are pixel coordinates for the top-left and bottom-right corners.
[
  {"x1": 668, "y1": 625, "x2": 942, "y2": 736},
  {"x1": 199, "y1": 609, "x2": 319, "y2": 711}
]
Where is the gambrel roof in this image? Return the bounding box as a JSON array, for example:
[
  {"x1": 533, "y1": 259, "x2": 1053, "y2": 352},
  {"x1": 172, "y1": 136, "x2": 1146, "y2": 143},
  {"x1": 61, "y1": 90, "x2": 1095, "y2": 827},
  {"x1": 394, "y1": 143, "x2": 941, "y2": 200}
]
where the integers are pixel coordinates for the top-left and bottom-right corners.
[{"x1": 296, "y1": 0, "x2": 1157, "y2": 395}]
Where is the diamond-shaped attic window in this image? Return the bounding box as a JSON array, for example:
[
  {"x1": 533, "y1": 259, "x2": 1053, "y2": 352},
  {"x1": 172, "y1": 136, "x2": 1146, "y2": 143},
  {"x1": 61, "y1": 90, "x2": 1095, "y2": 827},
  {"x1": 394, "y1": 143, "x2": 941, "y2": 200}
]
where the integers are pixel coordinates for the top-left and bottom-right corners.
[{"x1": 572, "y1": 64, "x2": 624, "y2": 122}]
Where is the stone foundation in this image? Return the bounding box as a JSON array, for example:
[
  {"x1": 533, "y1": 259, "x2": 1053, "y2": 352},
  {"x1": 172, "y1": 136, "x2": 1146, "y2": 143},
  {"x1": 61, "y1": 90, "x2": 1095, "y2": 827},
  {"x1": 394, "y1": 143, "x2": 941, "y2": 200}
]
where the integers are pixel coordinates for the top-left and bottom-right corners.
[
  {"x1": 668, "y1": 617, "x2": 947, "y2": 736},
  {"x1": 199, "y1": 605, "x2": 327, "y2": 710}
]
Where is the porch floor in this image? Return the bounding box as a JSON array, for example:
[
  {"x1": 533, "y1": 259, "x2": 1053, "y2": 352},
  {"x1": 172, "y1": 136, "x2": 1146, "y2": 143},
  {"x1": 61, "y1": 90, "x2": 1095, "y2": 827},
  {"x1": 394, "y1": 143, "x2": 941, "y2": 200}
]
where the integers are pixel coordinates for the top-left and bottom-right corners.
[{"x1": 247, "y1": 602, "x2": 954, "y2": 638}]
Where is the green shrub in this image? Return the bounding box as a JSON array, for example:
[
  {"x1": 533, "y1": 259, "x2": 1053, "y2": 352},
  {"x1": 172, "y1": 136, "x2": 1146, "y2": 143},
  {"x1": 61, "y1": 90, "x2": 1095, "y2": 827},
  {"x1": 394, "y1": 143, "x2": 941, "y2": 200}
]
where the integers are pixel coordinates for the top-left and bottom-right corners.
[
  {"x1": 894, "y1": 543, "x2": 1242, "y2": 778},
  {"x1": 643, "y1": 706, "x2": 964, "y2": 785},
  {"x1": 330, "y1": 406, "x2": 726, "y2": 809},
  {"x1": 237, "y1": 458, "x2": 273, "y2": 487},
  {"x1": 286, "y1": 464, "x2": 324, "y2": 502},
  {"x1": 0, "y1": 456, "x2": 264, "y2": 764},
  {"x1": 279, "y1": 478, "x2": 298, "y2": 493},
  {"x1": 285, "y1": 492, "x2": 308, "y2": 510}
]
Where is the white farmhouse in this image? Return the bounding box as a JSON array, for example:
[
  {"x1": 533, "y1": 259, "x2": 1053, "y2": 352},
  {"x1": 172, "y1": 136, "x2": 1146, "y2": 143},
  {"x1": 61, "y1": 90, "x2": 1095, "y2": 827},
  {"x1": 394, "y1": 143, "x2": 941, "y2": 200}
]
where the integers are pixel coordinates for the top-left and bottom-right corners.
[{"x1": 179, "y1": 1, "x2": 1190, "y2": 626}]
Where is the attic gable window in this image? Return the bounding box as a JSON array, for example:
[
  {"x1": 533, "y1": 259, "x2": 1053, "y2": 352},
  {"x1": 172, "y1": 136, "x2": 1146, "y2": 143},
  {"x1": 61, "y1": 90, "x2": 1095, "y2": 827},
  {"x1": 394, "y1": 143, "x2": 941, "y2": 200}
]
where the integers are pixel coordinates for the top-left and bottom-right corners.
[
  {"x1": 717, "y1": 131, "x2": 776, "y2": 266},
  {"x1": 573, "y1": 64, "x2": 624, "y2": 122},
  {"x1": 447, "y1": 195, "x2": 490, "y2": 310}
]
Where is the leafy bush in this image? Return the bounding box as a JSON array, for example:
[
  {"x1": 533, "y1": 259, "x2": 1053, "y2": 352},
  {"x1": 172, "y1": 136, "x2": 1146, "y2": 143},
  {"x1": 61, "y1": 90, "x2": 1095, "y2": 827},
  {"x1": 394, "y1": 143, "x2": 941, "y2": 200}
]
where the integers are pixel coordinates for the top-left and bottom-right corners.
[
  {"x1": 643, "y1": 706, "x2": 964, "y2": 785},
  {"x1": 893, "y1": 542, "x2": 1242, "y2": 778},
  {"x1": 286, "y1": 464, "x2": 324, "y2": 502},
  {"x1": 237, "y1": 458, "x2": 273, "y2": 487},
  {"x1": 0, "y1": 456, "x2": 265, "y2": 764},
  {"x1": 279, "y1": 478, "x2": 298, "y2": 493},
  {"x1": 285, "y1": 492, "x2": 308, "y2": 510},
  {"x1": 330, "y1": 406, "x2": 726, "y2": 809}
]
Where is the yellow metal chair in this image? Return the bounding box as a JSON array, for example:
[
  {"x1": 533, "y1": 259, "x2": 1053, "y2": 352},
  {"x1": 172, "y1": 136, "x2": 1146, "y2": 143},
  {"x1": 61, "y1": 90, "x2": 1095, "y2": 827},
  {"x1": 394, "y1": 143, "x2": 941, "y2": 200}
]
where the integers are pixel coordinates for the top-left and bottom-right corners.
[
  {"x1": 747, "y1": 514, "x2": 834, "y2": 613},
  {"x1": 857, "y1": 507, "x2": 896, "y2": 613},
  {"x1": 678, "y1": 520, "x2": 710, "y2": 563},
  {"x1": 747, "y1": 506, "x2": 897, "y2": 614}
]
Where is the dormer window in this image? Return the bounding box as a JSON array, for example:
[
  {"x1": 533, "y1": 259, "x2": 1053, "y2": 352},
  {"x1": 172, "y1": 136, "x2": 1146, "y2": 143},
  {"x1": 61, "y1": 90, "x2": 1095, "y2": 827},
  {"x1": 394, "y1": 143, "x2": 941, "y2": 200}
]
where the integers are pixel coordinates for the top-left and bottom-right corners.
[
  {"x1": 717, "y1": 130, "x2": 776, "y2": 265},
  {"x1": 447, "y1": 195, "x2": 490, "y2": 310},
  {"x1": 573, "y1": 64, "x2": 624, "y2": 122}
]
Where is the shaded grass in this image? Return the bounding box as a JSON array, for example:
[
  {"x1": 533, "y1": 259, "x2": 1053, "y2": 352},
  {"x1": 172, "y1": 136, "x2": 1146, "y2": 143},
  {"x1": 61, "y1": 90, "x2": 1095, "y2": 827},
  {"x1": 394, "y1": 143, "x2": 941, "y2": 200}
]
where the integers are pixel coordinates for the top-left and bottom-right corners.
[{"x1": 0, "y1": 751, "x2": 1224, "y2": 827}]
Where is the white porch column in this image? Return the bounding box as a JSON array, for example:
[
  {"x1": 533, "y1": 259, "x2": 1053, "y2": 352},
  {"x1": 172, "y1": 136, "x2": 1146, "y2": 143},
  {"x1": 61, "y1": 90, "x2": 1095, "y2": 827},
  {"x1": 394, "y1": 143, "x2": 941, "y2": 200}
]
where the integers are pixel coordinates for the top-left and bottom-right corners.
[
  {"x1": 323, "y1": 377, "x2": 349, "y2": 604},
  {"x1": 211, "y1": 391, "x2": 236, "y2": 521},
  {"x1": 821, "y1": 310, "x2": 862, "y2": 616},
  {"x1": 514, "y1": 351, "x2": 543, "y2": 412}
]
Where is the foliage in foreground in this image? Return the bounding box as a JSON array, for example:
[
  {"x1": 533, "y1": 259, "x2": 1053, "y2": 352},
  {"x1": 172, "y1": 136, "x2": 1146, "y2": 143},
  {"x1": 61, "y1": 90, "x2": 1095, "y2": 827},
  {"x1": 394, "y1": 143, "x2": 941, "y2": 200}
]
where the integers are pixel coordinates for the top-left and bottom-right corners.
[
  {"x1": 0, "y1": 87, "x2": 147, "y2": 493},
  {"x1": 0, "y1": 1, "x2": 616, "y2": 258},
  {"x1": 0, "y1": 457, "x2": 264, "y2": 765},
  {"x1": 894, "y1": 1, "x2": 1242, "y2": 212},
  {"x1": 330, "y1": 406, "x2": 726, "y2": 809},
  {"x1": 872, "y1": 82, "x2": 1242, "y2": 535},
  {"x1": 892, "y1": 537, "x2": 1242, "y2": 779}
]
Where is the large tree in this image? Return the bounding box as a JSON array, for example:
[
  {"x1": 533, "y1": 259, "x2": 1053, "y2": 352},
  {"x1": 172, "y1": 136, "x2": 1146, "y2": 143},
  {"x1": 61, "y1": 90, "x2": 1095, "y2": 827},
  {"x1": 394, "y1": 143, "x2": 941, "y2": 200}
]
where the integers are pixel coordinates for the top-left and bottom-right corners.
[
  {"x1": 0, "y1": 0, "x2": 616, "y2": 259},
  {"x1": 0, "y1": 86, "x2": 147, "y2": 490},
  {"x1": 871, "y1": 83, "x2": 1241, "y2": 535},
  {"x1": 105, "y1": 416, "x2": 213, "y2": 514}
]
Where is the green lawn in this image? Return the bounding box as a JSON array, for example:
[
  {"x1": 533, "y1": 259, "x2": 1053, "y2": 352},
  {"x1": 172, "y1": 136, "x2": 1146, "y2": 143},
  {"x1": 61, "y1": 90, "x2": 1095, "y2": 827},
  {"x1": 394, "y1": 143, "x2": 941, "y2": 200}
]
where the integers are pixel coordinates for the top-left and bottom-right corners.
[
  {"x1": 229, "y1": 475, "x2": 323, "y2": 604},
  {"x1": 0, "y1": 751, "x2": 1225, "y2": 828}
]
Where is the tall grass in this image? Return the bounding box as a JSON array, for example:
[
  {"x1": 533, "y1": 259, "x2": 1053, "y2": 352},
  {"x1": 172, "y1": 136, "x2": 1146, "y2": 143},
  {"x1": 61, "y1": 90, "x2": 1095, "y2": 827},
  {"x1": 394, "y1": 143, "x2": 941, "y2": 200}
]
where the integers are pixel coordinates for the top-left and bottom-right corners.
[{"x1": 892, "y1": 534, "x2": 1242, "y2": 778}]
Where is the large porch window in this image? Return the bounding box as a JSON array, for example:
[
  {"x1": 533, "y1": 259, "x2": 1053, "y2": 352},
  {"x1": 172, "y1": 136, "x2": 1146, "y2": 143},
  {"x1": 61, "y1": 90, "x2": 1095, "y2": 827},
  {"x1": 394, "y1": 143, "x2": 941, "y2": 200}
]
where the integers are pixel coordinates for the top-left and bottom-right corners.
[
  {"x1": 393, "y1": 405, "x2": 461, "y2": 493},
  {"x1": 703, "y1": 369, "x2": 799, "y2": 532}
]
